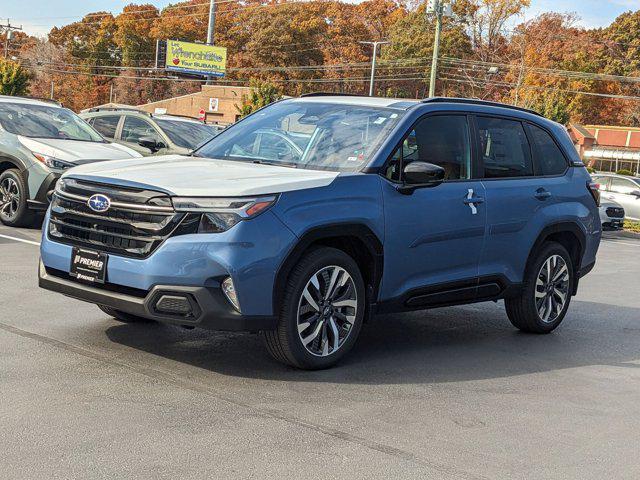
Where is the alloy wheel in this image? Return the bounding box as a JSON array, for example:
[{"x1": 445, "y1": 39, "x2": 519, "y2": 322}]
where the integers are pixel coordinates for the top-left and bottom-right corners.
[
  {"x1": 0, "y1": 177, "x2": 20, "y2": 220},
  {"x1": 297, "y1": 265, "x2": 357, "y2": 357},
  {"x1": 535, "y1": 254, "x2": 570, "y2": 323}
]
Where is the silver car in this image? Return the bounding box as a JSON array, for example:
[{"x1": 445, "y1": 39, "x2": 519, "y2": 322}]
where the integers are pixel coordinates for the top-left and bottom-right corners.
[
  {"x1": 592, "y1": 173, "x2": 640, "y2": 221},
  {"x1": 0, "y1": 96, "x2": 141, "y2": 227}
]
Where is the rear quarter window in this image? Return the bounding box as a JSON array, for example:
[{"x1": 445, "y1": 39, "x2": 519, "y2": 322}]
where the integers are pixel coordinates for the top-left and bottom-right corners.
[{"x1": 529, "y1": 124, "x2": 569, "y2": 176}]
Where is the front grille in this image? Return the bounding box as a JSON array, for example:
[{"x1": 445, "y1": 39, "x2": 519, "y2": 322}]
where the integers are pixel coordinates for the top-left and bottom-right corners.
[
  {"x1": 606, "y1": 207, "x2": 624, "y2": 218},
  {"x1": 48, "y1": 178, "x2": 199, "y2": 258}
]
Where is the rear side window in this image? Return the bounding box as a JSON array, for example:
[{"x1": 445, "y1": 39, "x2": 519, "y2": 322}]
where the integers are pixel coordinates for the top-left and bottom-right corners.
[
  {"x1": 529, "y1": 125, "x2": 568, "y2": 175},
  {"x1": 91, "y1": 115, "x2": 120, "y2": 139},
  {"x1": 478, "y1": 117, "x2": 532, "y2": 178}
]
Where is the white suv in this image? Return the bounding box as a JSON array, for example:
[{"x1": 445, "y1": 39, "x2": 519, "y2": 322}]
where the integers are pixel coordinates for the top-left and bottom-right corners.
[{"x1": 0, "y1": 96, "x2": 141, "y2": 227}]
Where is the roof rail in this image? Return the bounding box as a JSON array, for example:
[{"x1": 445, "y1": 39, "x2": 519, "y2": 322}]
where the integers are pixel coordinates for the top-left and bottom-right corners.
[
  {"x1": 87, "y1": 106, "x2": 151, "y2": 115},
  {"x1": 0, "y1": 95, "x2": 62, "y2": 107},
  {"x1": 421, "y1": 97, "x2": 542, "y2": 117},
  {"x1": 300, "y1": 92, "x2": 369, "y2": 98},
  {"x1": 156, "y1": 113, "x2": 201, "y2": 121}
]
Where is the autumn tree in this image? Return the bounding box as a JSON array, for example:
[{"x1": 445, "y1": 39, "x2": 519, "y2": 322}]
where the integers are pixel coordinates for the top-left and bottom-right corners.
[
  {"x1": 237, "y1": 79, "x2": 283, "y2": 117},
  {"x1": 0, "y1": 59, "x2": 31, "y2": 96}
]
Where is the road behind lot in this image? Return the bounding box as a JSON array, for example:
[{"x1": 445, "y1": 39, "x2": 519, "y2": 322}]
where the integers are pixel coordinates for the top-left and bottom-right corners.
[{"x1": 1, "y1": 224, "x2": 640, "y2": 479}]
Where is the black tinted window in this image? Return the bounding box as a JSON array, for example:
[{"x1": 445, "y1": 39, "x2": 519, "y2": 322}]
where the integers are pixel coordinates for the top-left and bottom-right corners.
[
  {"x1": 530, "y1": 125, "x2": 568, "y2": 175},
  {"x1": 478, "y1": 117, "x2": 532, "y2": 178},
  {"x1": 392, "y1": 115, "x2": 471, "y2": 181},
  {"x1": 91, "y1": 115, "x2": 120, "y2": 139}
]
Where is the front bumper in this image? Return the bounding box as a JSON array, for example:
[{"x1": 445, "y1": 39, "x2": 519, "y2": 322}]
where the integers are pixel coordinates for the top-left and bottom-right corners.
[
  {"x1": 39, "y1": 262, "x2": 277, "y2": 331},
  {"x1": 27, "y1": 172, "x2": 60, "y2": 211}
]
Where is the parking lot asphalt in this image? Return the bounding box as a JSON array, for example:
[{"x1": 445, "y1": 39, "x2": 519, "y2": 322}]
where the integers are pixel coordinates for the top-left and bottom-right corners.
[{"x1": 1, "y1": 224, "x2": 640, "y2": 479}]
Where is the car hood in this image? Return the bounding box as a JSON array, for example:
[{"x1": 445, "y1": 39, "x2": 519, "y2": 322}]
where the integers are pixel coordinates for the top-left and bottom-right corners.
[
  {"x1": 62, "y1": 155, "x2": 340, "y2": 196},
  {"x1": 18, "y1": 136, "x2": 141, "y2": 162}
]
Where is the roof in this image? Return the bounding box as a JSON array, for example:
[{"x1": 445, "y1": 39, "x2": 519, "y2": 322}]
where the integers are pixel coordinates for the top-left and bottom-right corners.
[
  {"x1": 291, "y1": 95, "x2": 420, "y2": 110},
  {"x1": 0, "y1": 95, "x2": 62, "y2": 108},
  {"x1": 569, "y1": 123, "x2": 595, "y2": 139}
]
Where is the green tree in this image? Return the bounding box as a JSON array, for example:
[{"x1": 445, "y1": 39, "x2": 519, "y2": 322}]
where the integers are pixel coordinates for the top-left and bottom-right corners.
[
  {"x1": 0, "y1": 59, "x2": 31, "y2": 96},
  {"x1": 237, "y1": 79, "x2": 283, "y2": 117}
]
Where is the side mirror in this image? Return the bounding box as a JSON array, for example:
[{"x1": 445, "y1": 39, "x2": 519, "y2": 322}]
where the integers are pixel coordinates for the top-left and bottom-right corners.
[
  {"x1": 397, "y1": 161, "x2": 445, "y2": 194},
  {"x1": 631, "y1": 189, "x2": 640, "y2": 198},
  {"x1": 138, "y1": 136, "x2": 164, "y2": 152}
]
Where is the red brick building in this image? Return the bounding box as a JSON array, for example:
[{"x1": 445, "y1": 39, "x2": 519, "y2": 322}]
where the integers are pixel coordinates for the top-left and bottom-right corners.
[{"x1": 568, "y1": 124, "x2": 640, "y2": 174}]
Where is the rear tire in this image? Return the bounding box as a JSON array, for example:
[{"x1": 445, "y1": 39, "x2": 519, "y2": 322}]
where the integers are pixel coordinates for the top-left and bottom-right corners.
[
  {"x1": 505, "y1": 241, "x2": 574, "y2": 333},
  {"x1": 261, "y1": 247, "x2": 365, "y2": 370},
  {"x1": 0, "y1": 169, "x2": 35, "y2": 227},
  {"x1": 98, "y1": 305, "x2": 152, "y2": 323}
]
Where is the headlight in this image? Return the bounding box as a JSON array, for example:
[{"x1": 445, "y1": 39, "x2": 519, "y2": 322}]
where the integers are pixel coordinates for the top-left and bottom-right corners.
[
  {"x1": 172, "y1": 195, "x2": 278, "y2": 233},
  {"x1": 32, "y1": 152, "x2": 75, "y2": 170}
]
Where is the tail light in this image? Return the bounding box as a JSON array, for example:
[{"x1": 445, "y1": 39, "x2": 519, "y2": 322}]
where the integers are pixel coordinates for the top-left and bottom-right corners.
[{"x1": 587, "y1": 182, "x2": 600, "y2": 207}]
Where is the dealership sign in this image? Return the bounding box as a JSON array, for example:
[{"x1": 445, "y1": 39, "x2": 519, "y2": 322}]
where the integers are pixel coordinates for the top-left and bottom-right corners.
[{"x1": 157, "y1": 40, "x2": 227, "y2": 77}]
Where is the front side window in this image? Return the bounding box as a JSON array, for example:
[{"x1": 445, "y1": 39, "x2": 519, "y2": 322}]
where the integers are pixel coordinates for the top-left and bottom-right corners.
[
  {"x1": 195, "y1": 100, "x2": 406, "y2": 172},
  {"x1": 384, "y1": 115, "x2": 471, "y2": 182},
  {"x1": 529, "y1": 124, "x2": 568, "y2": 175},
  {"x1": 155, "y1": 119, "x2": 219, "y2": 149},
  {"x1": 610, "y1": 177, "x2": 639, "y2": 195},
  {"x1": 121, "y1": 116, "x2": 162, "y2": 144},
  {"x1": 0, "y1": 102, "x2": 104, "y2": 142},
  {"x1": 478, "y1": 117, "x2": 533, "y2": 178},
  {"x1": 91, "y1": 115, "x2": 120, "y2": 139}
]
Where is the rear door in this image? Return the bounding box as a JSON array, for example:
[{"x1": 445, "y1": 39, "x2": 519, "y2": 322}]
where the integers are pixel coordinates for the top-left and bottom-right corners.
[{"x1": 477, "y1": 116, "x2": 569, "y2": 284}]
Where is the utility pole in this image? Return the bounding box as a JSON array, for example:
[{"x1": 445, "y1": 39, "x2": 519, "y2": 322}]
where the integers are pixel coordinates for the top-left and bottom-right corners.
[
  {"x1": 359, "y1": 40, "x2": 390, "y2": 97},
  {"x1": 426, "y1": 1, "x2": 452, "y2": 98},
  {"x1": 1, "y1": 19, "x2": 23, "y2": 59},
  {"x1": 206, "y1": 0, "x2": 216, "y2": 85}
]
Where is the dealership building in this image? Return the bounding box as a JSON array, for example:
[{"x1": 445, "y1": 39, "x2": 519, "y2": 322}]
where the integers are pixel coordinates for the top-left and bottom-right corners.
[
  {"x1": 568, "y1": 124, "x2": 640, "y2": 174},
  {"x1": 137, "y1": 85, "x2": 251, "y2": 125}
]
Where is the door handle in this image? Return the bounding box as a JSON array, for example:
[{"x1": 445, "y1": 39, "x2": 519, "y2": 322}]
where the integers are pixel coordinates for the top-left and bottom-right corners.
[
  {"x1": 534, "y1": 188, "x2": 551, "y2": 200},
  {"x1": 463, "y1": 189, "x2": 484, "y2": 215}
]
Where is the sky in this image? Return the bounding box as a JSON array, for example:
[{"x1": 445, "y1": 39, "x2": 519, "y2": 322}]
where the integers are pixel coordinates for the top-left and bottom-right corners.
[{"x1": 3, "y1": 0, "x2": 639, "y2": 37}]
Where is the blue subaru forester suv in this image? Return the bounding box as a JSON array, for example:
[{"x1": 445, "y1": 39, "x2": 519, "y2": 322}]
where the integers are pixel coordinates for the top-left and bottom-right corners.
[{"x1": 39, "y1": 95, "x2": 601, "y2": 369}]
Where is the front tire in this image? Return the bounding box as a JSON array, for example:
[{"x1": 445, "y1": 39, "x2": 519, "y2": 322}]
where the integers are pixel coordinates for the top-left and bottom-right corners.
[
  {"x1": 505, "y1": 241, "x2": 574, "y2": 333},
  {"x1": 98, "y1": 305, "x2": 152, "y2": 323},
  {"x1": 0, "y1": 169, "x2": 35, "y2": 227},
  {"x1": 261, "y1": 247, "x2": 365, "y2": 369}
]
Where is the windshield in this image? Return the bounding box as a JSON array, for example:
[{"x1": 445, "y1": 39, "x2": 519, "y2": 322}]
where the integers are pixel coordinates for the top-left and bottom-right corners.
[
  {"x1": 0, "y1": 102, "x2": 104, "y2": 142},
  {"x1": 155, "y1": 118, "x2": 221, "y2": 150},
  {"x1": 195, "y1": 100, "x2": 405, "y2": 171}
]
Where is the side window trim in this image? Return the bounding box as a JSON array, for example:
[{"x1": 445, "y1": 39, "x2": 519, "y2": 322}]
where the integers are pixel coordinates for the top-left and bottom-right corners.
[
  {"x1": 380, "y1": 111, "x2": 474, "y2": 184},
  {"x1": 473, "y1": 114, "x2": 535, "y2": 181},
  {"x1": 524, "y1": 121, "x2": 570, "y2": 177}
]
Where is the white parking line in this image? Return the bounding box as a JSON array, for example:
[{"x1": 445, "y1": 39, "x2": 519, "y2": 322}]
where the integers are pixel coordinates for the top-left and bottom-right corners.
[
  {"x1": 0, "y1": 233, "x2": 40, "y2": 247},
  {"x1": 603, "y1": 240, "x2": 640, "y2": 248}
]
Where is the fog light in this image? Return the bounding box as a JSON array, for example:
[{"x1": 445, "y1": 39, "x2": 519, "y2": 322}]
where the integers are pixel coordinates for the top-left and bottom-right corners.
[{"x1": 222, "y1": 277, "x2": 240, "y2": 312}]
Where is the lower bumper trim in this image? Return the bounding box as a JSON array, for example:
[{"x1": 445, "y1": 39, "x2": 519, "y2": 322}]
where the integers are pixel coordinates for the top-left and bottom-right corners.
[{"x1": 38, "y1": 261, "x2": 277, "y2": 332}]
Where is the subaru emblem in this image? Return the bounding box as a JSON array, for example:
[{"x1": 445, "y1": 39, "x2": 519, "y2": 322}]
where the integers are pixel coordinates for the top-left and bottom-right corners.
[{"x1": 87, "y1": 194, "x2": 111, "y2": 213}]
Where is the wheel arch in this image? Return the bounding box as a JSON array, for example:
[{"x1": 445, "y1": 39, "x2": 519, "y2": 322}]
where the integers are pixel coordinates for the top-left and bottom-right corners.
[
  {"x1": 526, "y1": 222, "x2": 586, "y2": 295},
  {"x1": 273, "y1": 223, "x2": 384, "y2": 317}
]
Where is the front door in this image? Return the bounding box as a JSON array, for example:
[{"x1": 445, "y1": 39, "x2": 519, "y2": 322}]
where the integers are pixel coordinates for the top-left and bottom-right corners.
[{"x1": 380, "y1": 114, "x2": 486, "y2": 306}]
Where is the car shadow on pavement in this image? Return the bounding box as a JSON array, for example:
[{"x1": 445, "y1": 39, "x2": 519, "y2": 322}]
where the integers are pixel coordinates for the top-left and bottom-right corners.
[{"x1": 104, "y1": 299, "x2": 640, "y2": 384}]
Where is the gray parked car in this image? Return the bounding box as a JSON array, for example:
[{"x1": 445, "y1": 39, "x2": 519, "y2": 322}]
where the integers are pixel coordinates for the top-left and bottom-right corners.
[
  {"x1": 591, "y1": 173, "x2": 640, "y2": 221},
  {"x1": 0, "y1": 96, "x2": 141, "y2": 227},
  {"x1": 80, "y1": 108, "x2": 223, "y2": 156}
]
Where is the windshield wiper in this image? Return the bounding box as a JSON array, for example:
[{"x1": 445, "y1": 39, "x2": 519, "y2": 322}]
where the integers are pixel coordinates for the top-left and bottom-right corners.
[{"x1": 252, "y1": 159, "x2": 298, "y2": 168}]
